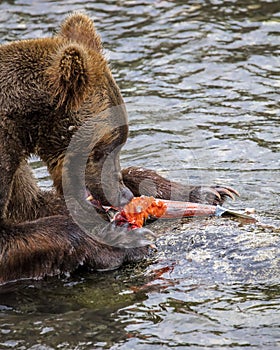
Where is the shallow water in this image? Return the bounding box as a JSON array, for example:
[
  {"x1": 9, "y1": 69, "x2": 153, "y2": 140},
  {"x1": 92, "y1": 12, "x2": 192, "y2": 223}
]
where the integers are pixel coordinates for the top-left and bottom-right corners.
[{"x1": 0, "y1": 0, "x2": 279, "y2": 349}]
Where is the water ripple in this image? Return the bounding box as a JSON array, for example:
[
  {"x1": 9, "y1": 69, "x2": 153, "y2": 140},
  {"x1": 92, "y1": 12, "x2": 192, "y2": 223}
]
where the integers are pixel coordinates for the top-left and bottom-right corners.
[{"x1": 0, "y1": 1, "x2": 279, "y2": 349}]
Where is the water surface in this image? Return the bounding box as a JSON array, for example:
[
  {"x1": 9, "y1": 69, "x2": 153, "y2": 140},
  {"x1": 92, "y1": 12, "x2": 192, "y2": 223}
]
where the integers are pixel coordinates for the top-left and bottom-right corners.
[{"x1": 0, "y1": 1, "x2": 279, "y2": 349}]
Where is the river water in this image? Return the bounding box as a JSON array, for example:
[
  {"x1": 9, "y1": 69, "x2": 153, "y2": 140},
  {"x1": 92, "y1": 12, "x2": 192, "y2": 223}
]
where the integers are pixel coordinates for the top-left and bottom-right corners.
[{"x1": 0, "y1": 1, "x2": 279, "y2": 349}]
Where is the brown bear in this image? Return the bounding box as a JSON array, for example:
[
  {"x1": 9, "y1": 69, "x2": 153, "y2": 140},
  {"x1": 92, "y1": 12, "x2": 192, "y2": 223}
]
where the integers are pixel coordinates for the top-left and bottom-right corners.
[{"x1": 0, "y1": 13, "x2": 238, "y2": 285}]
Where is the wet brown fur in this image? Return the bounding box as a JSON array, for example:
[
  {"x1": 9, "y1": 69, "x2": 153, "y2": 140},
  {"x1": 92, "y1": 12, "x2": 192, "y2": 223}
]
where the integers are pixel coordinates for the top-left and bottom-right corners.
[{"x1": 0, "y1": 13, "x2": 236, "y2": 284}]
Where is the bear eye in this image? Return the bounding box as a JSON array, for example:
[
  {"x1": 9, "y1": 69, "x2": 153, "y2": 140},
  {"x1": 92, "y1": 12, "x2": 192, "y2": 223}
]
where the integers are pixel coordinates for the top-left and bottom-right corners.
[{"x1": 92, "y1": 148, "x2": 105, "y2": 162}]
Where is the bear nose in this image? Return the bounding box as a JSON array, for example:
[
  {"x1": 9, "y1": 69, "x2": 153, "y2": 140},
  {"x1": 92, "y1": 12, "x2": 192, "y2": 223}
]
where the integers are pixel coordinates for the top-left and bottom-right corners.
[{"x1": 118, "y1": 186, "x2": 134, "y2": 207}]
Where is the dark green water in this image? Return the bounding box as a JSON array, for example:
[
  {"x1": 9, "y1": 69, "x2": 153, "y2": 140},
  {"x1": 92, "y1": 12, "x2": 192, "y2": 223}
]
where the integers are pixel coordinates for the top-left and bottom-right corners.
[{"x1": 0, "y1": 1, "x2": 279, "y2": 349}]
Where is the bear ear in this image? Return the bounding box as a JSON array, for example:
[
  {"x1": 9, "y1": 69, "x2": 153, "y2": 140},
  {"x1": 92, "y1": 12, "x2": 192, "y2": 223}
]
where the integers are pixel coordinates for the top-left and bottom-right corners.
[
  {"x1": 59, "y1": 12, "x2": 103, "y2": 52},
  {"x1": 46, "y1": 43, "x2": 106, "y2": 111}
]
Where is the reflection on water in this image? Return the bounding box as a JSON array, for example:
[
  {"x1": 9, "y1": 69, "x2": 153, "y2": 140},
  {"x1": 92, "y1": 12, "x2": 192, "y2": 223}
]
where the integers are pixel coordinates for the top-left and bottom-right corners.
[{"x1": 0, "y1": 0, "x2": 279, "y2": 349}]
